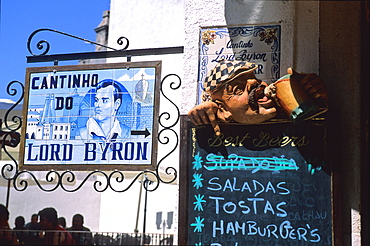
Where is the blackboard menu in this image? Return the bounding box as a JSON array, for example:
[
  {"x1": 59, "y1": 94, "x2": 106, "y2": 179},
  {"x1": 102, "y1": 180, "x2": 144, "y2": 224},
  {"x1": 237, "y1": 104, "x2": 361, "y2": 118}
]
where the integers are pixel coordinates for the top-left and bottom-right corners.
[{"x1": 179, "y1": 117, "x2": 332, "y2": 246}]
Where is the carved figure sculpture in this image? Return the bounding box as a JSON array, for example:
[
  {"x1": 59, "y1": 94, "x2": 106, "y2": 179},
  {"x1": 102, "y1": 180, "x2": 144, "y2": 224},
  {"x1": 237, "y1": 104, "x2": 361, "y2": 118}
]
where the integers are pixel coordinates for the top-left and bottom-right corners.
[{"x1": 188, "y1": 60, "x2": 328, "y2": 135}]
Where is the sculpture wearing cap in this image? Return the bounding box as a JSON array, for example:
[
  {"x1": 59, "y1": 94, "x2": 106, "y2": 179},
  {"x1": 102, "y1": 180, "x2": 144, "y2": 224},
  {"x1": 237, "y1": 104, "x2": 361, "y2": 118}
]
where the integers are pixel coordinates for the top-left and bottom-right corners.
[{"x1": 188, "y1": 60, "x2": 328, "y2": 136}]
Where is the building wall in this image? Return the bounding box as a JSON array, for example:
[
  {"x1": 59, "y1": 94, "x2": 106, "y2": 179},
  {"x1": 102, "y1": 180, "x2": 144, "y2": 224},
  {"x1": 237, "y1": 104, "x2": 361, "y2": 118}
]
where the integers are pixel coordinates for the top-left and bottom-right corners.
[
  {"x1": 107, "y1": 1, "x2": 366, "y2": 244},
  {"x1": 182, "y1": 0, "x2": 320, "y2": 113},
  {"x1": 0, "y1": 167, "x2": 102, "y2": 232},
  {"x1": 319, "y1": 2, "x2": 364, "y2": 245},
  {"x1": 103, "y1": 0, "x2": 185, "y2": 236},
  {"x1": 98, "y1": 177, "x2": 178, "y2": 234},
  {"x1": 107, "y1": 0, "x2": 338, "y2": 243},
  {"x1": 186, "y1": 2, "x2": 366, "y2": 244}
]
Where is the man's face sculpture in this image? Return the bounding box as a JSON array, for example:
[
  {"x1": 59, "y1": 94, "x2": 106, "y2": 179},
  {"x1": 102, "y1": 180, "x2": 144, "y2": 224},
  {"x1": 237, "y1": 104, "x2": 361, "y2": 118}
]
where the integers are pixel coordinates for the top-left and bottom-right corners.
[
  {"x1": 189, "y1": 60, "x2": 328, "y2": 135},
  {"x1": 94, "y1": 85, "x2": 121, "y2": 122},
  {"x1": 210, "y1": 74, "x2": 277, "y2": 124},
  {"x1": 203, "y1": 60, "x2": 277, "y2": 124}
]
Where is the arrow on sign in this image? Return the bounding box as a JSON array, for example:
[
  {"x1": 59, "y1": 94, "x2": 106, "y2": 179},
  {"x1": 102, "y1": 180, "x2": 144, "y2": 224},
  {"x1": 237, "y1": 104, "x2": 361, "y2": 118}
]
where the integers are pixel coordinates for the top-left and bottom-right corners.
[{"x1": 131, "y1": 128, "x2": 151, "y2": 138}]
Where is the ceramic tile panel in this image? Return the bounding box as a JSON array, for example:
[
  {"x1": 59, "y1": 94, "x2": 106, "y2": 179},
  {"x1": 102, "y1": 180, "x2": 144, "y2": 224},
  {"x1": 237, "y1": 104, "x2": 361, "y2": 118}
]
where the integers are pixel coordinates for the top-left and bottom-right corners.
[
  {"x1": 198, "y1": 24, "x2": 281, "y2": 103},
  {"x1": 22, "y1": 62, "x2": 161, "y2": 170}
]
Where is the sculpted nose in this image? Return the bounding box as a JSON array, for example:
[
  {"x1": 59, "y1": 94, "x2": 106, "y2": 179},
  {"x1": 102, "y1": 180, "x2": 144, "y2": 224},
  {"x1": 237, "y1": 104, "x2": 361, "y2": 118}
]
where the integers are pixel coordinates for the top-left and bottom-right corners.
[
  {"x1": 247, "y1": 79, "x2": 259, "y2": 86},
  {"x1": 246, "y1": 79, "x2": 259, "y2": 93}
]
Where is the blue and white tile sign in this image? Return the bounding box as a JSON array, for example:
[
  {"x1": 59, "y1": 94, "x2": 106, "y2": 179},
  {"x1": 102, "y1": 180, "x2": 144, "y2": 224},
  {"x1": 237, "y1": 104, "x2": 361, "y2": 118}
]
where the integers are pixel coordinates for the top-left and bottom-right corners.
[
  {"x1": 20, "y1": 61, "x2": 161, "y2": 170},
  {"x1": 198, "y1": 25, "x2": 281, "y2": 103}
]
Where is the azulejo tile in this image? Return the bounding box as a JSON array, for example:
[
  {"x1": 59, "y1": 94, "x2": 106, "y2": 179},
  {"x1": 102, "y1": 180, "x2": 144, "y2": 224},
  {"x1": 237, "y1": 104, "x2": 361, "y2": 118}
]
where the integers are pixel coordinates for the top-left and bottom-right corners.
[{"x1": 198, "y1": 24, "x2": 281, "y2": 96}]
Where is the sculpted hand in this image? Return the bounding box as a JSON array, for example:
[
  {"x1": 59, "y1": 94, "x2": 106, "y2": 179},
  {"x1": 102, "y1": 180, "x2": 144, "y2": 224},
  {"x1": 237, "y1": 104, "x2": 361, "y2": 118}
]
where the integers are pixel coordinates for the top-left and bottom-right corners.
[
  {"x1": 188, "y1": 101, "x2": 230, "y2": 136},
  {"x1": 287, "y1": 68, "x2": 328, "y2": 102},
  {"x1": 300, "y1": 74, "x2": 328, "y2": 102}
]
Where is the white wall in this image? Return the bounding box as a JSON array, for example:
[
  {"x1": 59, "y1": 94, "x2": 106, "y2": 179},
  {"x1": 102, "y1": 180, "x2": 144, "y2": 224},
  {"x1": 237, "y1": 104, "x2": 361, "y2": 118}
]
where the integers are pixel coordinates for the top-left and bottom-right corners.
[
  {"x1": 105, "y1": 0, "x2": 321, "y2": 242},
  {"x1": 0, "y1": 167, "x2": 102, "y2": 231},
  {"x1": 102, "y1": 0, "x2": 185, "y2": 236},
  {"x1": 99, "y1": 176, "x2": 178, "y2": 234},
  {"x1": 0, "y1": 166, "x2": 178, "y2": 235},
  {"x1": 182, "y1": 0, "x2": 319, "y2": 113}
]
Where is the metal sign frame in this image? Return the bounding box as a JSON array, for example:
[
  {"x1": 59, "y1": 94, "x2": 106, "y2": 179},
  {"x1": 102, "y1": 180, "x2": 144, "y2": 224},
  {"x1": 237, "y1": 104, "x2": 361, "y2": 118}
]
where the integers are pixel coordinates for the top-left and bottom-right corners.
[{"x1": 19, "y1": 61, "x2": 162, "y2": 171}]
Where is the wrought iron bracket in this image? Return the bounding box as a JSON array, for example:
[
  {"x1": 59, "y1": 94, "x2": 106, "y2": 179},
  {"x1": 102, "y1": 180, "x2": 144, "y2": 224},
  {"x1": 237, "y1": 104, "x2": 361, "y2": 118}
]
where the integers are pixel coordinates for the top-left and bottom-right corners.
[{"x1": 26, "y1": 28, "x2": 183, "y2": 63}]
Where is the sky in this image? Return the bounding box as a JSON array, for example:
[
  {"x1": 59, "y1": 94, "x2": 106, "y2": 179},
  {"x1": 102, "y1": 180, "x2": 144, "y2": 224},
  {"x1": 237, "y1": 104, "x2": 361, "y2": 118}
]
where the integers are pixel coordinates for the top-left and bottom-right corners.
[{"x1": 0, "y1": 0, "x2": 111, "y2": 101}]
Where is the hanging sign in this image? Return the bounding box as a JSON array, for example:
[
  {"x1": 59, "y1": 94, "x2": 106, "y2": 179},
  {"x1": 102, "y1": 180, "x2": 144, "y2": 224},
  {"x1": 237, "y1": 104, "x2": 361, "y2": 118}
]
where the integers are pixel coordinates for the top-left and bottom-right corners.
[
  {"x1": 20, "y1": 61, "x2": 162, "y2": 171},
  {"x1": 179, "y1": 118, "x2": 332, "y2": 245}
]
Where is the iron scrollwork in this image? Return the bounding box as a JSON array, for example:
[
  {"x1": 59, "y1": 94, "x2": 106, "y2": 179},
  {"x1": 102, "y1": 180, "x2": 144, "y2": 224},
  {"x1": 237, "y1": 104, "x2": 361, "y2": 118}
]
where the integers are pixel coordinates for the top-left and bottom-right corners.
[
  {"x1": 1, "y1": 73, "x2": 180, "y2": 193},
  {"x1": 1, "y1": 81, "x2": 23, "y2": 180},
  {"x1": 156, "y1": 74, "x2": 181, "y2": 185},
  {"x1": 27, "y1": 28, "x2": 129, "y2": 56}
]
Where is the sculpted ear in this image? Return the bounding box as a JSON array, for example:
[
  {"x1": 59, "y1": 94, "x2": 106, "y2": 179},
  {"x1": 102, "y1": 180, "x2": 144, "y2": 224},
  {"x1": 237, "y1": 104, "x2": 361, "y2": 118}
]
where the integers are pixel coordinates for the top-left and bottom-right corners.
[{"x1": 214, "y1": 100, "x2": 233, "y2": 123}]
